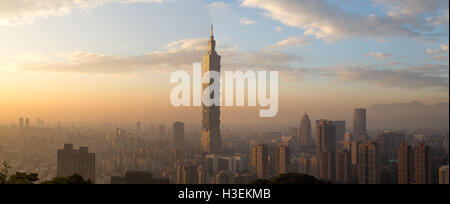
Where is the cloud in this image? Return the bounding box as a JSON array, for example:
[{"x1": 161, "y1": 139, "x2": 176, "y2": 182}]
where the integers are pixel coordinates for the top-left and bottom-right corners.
[
  {"x1": 7, "y1": 39, "x2": 448, "y2": 91},
  {"x1": 0, "y1": 0, "x2": 169, "y2": 26},
  {"x1": 330, "y1": 64, "x2": 449, "y2": 89},
  {"x1": 365, "y1": 52, "x2": 393, "y2": 60},
  {"x1": 208, "y1": 1, "x2": 229, "y2": 13},
  {"x1": 402, "y1": 64, "x2": 449, "y2": 76},
  {"x1": 268, "y1": 36, "x2": 311, "y2": 49},
  {"x1": 427, "y1": 43, "x2": 449, "y2": 60},
  {"x1": 11, "y1": 37, "x2": 304, "y2": 75},
  {"x1": 373, "y1": 0, "x2": 449, "y2": 25},
  {"x1": 6, "y1": 34, "x2": 448, "y2": 91},
  {"x1": 240, "y1": 0, "x2": 448, "y2": 41},
  {"x1": 238, "y1": 17, "x2": 256, "y2": 25},
  {"x1": 427, "y1": 43, "x2": 449, "y2": 53},
  {"x1": 275, "y1": 26, "x2": 283, "y2": 32}
]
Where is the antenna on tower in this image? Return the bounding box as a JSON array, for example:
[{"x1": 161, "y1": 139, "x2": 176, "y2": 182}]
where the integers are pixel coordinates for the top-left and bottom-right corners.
[{"x1": 211, "y1": 24, "x2": 214, "y2": 37}]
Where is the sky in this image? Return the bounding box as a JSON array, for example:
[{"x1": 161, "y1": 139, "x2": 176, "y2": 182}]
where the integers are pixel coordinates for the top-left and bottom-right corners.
[{"x1": 0, "y1": 0, "x2": 448, "y2": 127}]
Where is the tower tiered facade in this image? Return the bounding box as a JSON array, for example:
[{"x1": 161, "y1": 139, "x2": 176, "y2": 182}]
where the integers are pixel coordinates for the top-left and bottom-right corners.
[{"x1": 201, "y1": 25, "x2": 222, "y2": 154}]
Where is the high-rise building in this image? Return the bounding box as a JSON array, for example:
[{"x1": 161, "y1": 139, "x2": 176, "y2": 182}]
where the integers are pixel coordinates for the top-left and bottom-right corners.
[
  {"x1": 415, "y1": 142, "x2": 432, "y2": 184},
  {"x1": 398, "y1": 143, "x2": 413, "y2": 184},
  {"x1": 353, "y1": 109, "x2": 366, "y2": 136},
  {"x1": 299, "y1": 113, "x2": 312, "y2": 146},
  {"x1": 319, "y1": 150, "x2": 335, "y2": 180},
  {"x1": 377, "y1": 132, "x2": 405, "y2": 163},
  {"x1": 173, "y1": 122, "x2": 185, "y2": 147},
  {"x1": 333, "y1": 121, "x2": 346, "y2": 142},
  {"x1": 287, "y1": 127, "x2": 299, "y2": 153},
  {"x1": 182, "y1": 164, "x2": 198, "y2": 184},
  {"x1": 350, "y1": 141, "x2": 360, "y2": 166},
  {"x1": 336, "y1": 149, "x2": 352, "y2": 184},
  {"x1": 439, "y1": 165, "x2": 449, "y2": 184},
  {"x1": 176, "y1": 162, "x2": 198, "y2": 184},
  {"x1": 157, "y1": 124, "x2": 167, "y2": 140},
  {"x1": 358, "y1": 141, "x2": 379, "y2": 184},
  {"x1": 136, "y1": 122, "x2": 141, "y2": 134},
  {"x1": 273, "y1": 145, "x2": 291, "y2": 176},
  {"x1": 19, "y1": 118, "x2": 24, "y2": 129},
  {"x1": 251, "y1": 144, "x2": 269, "y2": 179},
  {"x1": 201, "y1": 25, "x2": 222, "y2": 154},
  {"x1": 57, "y1": 144, "x2": 95, "y2": 182},
  {"x1": 298, "y1": 154, "x2": 320, "y2": 178},
  {"x1": 25, "y1": 118, "x2": 30, "y2": 128},
  {"x1": 344, "y1": 132, "x2": 352, "y2": 150},
  {"x1": 316, "y1": 120, "x2": 336, "y2": 154},
  {"x1": 203, "y1": 154, "x2": 246, "y2": 174},
  {"x1": 197, "y1": 165, "x2": 212, "y2": 184},
  {"x1": 116, "y1": 127, "x2": 125, "y2": 138},
  {"x1": 316, "y1": 120, "x2": 336, "y2": 180}
]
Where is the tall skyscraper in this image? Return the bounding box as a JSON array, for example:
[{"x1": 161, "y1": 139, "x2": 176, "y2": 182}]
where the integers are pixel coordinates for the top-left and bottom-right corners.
[
  {"x1": 415, "y1": 142, "x2": 432, "y2": 184},
  {"x1": 136, "y1": 122, "x2": 141, "y2": 134},
  {"x1": 398, "y1": 143, "x2": 413, "y2": 184},
  {"x1": 344, "y1": 132, "x2": 352, "y2": 150},
  {"x1": 377, "y1": 132, "x2": 406, "y2": 163},
  {"x1": 358, "y1": 141, "x2": 379, "y2": 184},
  {"x1": 299, "y1": 113, "x2": 312, "y2": 146},
  {"x1": 173, "y1": 122, "x2": 185, "y2": 147},
  {"x1": 159, "y1": 125, "x2": 166, "y2": 140},
  {"x1": 197, "y1": 165, "x2": 211, "y2": 184},
  {"x1": 179, "y1": 163, "x2": 198, "y2": 184},
  {"x1": 298, "y1": 154, "x2": 320, "y2": 178},
  {"x1": 251, "y1": 144, "x2": 268, "y2": 179},
  {"x1": 201, "y1": 25, "x2": 222, "y2": 154},
  {"x1": 288, "y1": 127, "x2": 298, "y2": 150},
  {"x1": 439, "y1": 165, "x2": 449, "y2": 184},
  {"x1": 116, "y1": 127, "x2": 124, "y2": 138},
  {"x1": 316, "y1": 120, "x2": 336, "y2": 180},
  {"x1": 57, "y1": 144, "x2": 96, "y2": 182},
  {"x1": 336, "y1": 149, "x2": 352, "y2": 184},
  {"x1": 274, "y1": 145, "x2": 291, "y2": 176},
  {"x1": 316, "y1": 120, "x2": 336, "y2": 154},
  {"x1": 25, "y1": 118, "x2": 30, "y2": 128},
  {"x1": 319, "y1": 150, "x2": 335, "y2": 180},
  {"x1": 353, "y1": 109, "x2": 366, "y2": 136},
  {"x1": 19, "y1": 117, "x2": 24, "y2": 129},
  {"x1": 333, "y1": 121, "x2": 346, "y2": 142}
]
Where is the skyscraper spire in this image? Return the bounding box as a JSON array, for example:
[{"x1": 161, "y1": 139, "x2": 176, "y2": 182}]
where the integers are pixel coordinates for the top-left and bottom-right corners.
[
  {"x1": 208, "y1": 25, "x2": 216, "y2": 53},
  {"x1": 211, "y1": 24, "x2": 214, "y2": 37},
  {"x1": 201, "y1": 25, "x2": 221, "y2": 154}
]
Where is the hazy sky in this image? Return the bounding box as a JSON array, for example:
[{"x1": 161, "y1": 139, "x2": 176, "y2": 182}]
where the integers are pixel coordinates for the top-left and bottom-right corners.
[{"x1": 0, "y1": 0, "x2": 448, "y2": 126}]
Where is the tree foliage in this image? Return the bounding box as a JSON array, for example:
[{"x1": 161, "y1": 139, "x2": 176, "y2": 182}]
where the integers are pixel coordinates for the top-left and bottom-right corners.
[
  {"x1": 6, "y1": 172, "x2": 39, "y2": 184},
  {"x1": 1, "y1": 161, "x2": 92, "y2": 184},
  {"x1": 0, "y1": 161, "x2": 11, "y2": 184},
  {"x1": 0, "y1": 161, "x2": 39, "y2": 184},
  {"x1": 41, "y1": 174, "x2": 94, "y2": 184}
]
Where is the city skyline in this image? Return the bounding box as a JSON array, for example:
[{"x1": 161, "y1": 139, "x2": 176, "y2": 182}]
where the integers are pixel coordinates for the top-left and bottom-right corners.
[{"x1": 0, "y1": 0, "x2": 449, "y2": 187}]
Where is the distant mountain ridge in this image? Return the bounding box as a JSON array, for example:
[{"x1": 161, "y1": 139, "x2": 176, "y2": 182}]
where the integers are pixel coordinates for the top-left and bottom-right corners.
[{"x1": 367, "y1": 101, "x2": 449, "y2": 130}]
